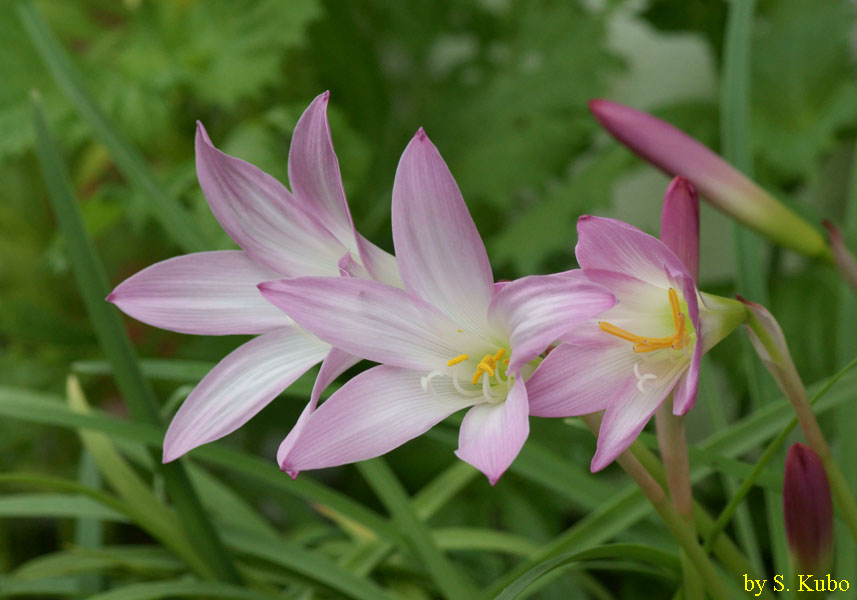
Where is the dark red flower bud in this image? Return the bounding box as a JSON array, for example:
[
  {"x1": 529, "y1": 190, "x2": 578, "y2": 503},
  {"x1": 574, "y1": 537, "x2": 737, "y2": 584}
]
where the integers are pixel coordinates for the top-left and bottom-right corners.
[{"x1": 783, "y1": 443, "x2": 834, "y2": 573}]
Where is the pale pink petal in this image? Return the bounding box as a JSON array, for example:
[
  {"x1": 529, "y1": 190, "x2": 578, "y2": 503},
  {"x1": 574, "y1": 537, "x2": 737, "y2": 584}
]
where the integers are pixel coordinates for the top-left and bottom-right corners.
[
  {"x1": 455, "y1": 379, "x2": 529, "y2": 485},
  {"x1": 527, "y1": 338, "x2": 630, "y2": 417},
  {"x1": 107, "y1": 251, "x2": 291, "y2": 335},
  {"x1": 575, "y1": 216, "x2": 690, "y2": 288},
  {"x1": 356, "y1": 234, "x2": 403, "y2": 288},
  {"x1": 278, "y1": 347, "x2": 361, "y2": 478},
  {"x1": 660, "y1": 177, "x2": 700, "y2": 282},
  {"x1": 162, "y1": 327, "x2": 329, "y2": 462},
  {"x1": 195, "y1": 122, "x2": 343, "y2": 276},
  {"x1": 288, "y1": 92, "x2": 356, "y2": 251},
  {"x1": 258, "y1": 277, "x2": 485, "y2": 371},
  {"x1": 392, "y1": 129, "x2": 495, "y2": 336},
  {"x1": 337, "y1": 251, "x2": 371, "y2": 279},
  {"x1": 487, "y1": 272, "x2": 615, "y2": 372},
  {"x1": 280, "y1": 365, "x2": 475, "y2": 472},
  {"x1": 669, "y1": 269, "x2": 702, "y2": 415},
  {"x1": 590, "y1": 359, "x2": 687, "y2": 472}
]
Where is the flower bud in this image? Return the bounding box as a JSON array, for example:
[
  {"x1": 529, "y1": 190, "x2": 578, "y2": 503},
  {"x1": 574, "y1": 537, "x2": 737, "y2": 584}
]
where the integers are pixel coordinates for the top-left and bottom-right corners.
[
  {"x1": 589, "y1": 99, "x2": 831, "y2": 261},
  {"x1": 784, "y1": 443, "x2": 834, "y2": 573},
  {"x1": 660, "y1": 176, "x2": 700, "y2": 282}
]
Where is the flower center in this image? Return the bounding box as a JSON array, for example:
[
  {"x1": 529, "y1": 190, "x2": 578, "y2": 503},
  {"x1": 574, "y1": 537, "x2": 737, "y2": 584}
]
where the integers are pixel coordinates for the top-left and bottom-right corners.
[
  {"x1": 598, "y1": 288, "x2": 688, "y2": 353},
  {"x1": 420, "y1": 347, "x2": 512, "y2": 404}
]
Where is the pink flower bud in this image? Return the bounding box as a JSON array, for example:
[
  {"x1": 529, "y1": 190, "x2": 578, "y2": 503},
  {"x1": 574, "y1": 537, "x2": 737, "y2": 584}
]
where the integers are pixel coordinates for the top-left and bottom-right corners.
[
  {"x1": 589, "y1": 99, "x2": 831, "y2": 261},
  {"x1": 660, "y1": 176, "x2": 700, "y2": 283},
  {"x1": 784, "y1": 443, "x2": 834, "y2": 573}
]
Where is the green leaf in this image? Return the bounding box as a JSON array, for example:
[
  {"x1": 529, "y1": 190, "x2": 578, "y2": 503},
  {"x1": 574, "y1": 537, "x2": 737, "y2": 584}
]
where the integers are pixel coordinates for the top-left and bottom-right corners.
[
  {"x1": 495, "y1": 544, "x2": 679, "y2": 600},
  {"x1": 11, "y1": 546, "x2": 183, "y2": 581},
  {"x1": 19, "y1": 0, "x2": 212, "y2": 253},
  {"x1": 66, "y1": 376, "x2": 213, "y2": 580},
  {"x1": 84, "y1": 580, "x2": 276, "y2": 600},
  {"x1": 357, "y1": 459, "x2": 476, "y2": 600},
  {"x1": 30, "y1": 93, "x2": 241, "y2": 583},
  {"x1": 0, "y1": 494, "x2": 127, "y2": 522},
  {"x1": 751, "y1": 0, "x2": 857, "y2": 179}
]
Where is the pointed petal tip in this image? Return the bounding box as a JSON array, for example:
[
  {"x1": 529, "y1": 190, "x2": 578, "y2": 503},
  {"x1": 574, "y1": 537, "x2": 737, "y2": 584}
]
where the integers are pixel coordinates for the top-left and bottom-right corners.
[
  {"x1": 587, "y1": 98, "x2": 607, "y2": 114},
  {"x1": 194, "y1": 121, "x2": 213, "y2": 147},
  {"x1": 284, "y1": 467, "x2": 300, "y2": 480},
  {"x1": 666, "y1": 175, "x2": 696, "y2": 197},
  {"x1": 415, "y1": 127, "x2": 428, "y2": 141},
  {"x1": 105, "y1": 290, "x2": 116, "y2": 303}
]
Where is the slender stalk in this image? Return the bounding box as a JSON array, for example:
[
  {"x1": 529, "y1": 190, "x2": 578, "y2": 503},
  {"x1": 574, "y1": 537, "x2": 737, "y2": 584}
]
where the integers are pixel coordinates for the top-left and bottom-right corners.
[
  {"x1": 655, "y1": 404, "x2": 703, "y2": 600},
  {"x1": 581, "y1": 415, "x2": 732, "y2": 600},
  {"x1": 630, "y1": 438, "x2": 775, "y2": 600}
]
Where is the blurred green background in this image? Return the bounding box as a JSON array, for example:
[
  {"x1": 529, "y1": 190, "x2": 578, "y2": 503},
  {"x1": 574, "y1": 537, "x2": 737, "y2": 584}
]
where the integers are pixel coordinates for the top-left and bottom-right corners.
[{"x1": 2, "y1": 0, "x2": 857, "y2": 598}]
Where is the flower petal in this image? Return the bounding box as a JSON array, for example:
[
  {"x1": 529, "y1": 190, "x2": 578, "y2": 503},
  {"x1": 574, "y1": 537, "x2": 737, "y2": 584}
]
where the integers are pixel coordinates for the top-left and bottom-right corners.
[
  {"x1": 278, "y1": 347, "x2": 361, "y2": 478},
  {"x1": 455, "y1": 379, "x2": 529, "y2": 485},
  {"x1": 195, "y1": 122, "x2": 343, "y2": 276},
  {"x1": 660, "y1": 177, "x2": 700, "y2": 282},
  {"x1": 337, "y1": 251, "x2": 371, "y2": 279},
  {"x1": 590, "y1": 359, "x2": 687, "y2": 472},
  {"x1": 526, "y1": 338, "x2": 630, "y2": 418},
  {"x1": 356, "y1": 234, "x2": 403, "y2": 288},
  {"x1": 288, "y1": 92, "x2": 357, "y2": 251},
  {"x1": 392, "y1": 129, "x2": 495, "y2": 337},
  {"x1": 575, "y1": 216, "x2": 690, "y2": 288},
  {"x1": 162, "y1": 327, "x2": 329, "y2": 462},
  {"x1": 487, "y1": 272, "x2": 616, "y2": 372},
  {"x1": 280, "y1": 365, "x2": 475, "y2": 472},
  {"x1": 258, "y1": 277, "x2": 487, "y2": 371},
  {"x1": 107, "y1": 251, "x2": 292, "y2": 335}
]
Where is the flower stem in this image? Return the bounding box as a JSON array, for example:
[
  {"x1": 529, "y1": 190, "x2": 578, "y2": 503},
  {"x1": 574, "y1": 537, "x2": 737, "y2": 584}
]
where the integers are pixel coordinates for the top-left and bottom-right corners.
[
  {"x1": 744, "y1": 315, "x2": 857, "y2": 544},
  {"x1": 655, "y1": 404, "x2": 703, "y2": 600},
  {"x1": 629, "y1": 436, "x2": 775, "y2": 599},
  {"x1": 581, "y1": 414, "x2": 732, "y2": 600}
]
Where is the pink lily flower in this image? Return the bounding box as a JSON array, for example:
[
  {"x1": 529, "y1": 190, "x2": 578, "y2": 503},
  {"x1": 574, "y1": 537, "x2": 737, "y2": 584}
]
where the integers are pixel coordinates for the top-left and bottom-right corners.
[
  {"x1": 259, "y1": 129, "x2": 616, "y2": 484},
  {"x1": 108, "y1": 92, "x2": 399, "y2": 462},
  {"x1": 526, "y1": 214, "x2": 746, "y2": 472}
]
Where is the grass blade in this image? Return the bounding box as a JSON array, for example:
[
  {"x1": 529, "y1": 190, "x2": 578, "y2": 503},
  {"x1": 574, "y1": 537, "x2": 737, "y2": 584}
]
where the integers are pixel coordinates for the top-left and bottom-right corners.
[
  {"x1": 17, "y1": 0, "x2": 212, "y2": 253},
  {"x1": 357, "y1": 458, "x2": 475, "y2": 600},
  {"x1": 721, "y1": 0, "x2": 790, "y2": 577},
  {"x1": 31, "y1": 94, "x2": 241, "y2": 583}
]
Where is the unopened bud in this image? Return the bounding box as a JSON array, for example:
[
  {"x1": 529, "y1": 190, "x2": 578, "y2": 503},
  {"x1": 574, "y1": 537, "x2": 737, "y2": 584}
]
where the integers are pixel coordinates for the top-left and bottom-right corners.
[
  {"x1": 589, "y1": 99, "x2": 831, "y2": 261},
  {"x1": 784, "y1": 443, "x2": 833, "y2": 573}
]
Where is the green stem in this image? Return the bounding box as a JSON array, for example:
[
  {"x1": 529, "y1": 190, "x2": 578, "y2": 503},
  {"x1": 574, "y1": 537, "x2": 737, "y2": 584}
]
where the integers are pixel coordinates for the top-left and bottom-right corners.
[
  {"x1": 705, "y1": 355, "x2": 857, "y2": 552},
  {"x1": 630, "y1": 439, "x2": 775, "y2": 600},
  {"x1": 655, "y1": 404, "x2": 703, "y2": 600},
  {"x1": 745, "y1": 316, "x2": 857, "y2": 544},
  {"x1": 581, "y1": 415, "x2": 732, "y2": 600}
]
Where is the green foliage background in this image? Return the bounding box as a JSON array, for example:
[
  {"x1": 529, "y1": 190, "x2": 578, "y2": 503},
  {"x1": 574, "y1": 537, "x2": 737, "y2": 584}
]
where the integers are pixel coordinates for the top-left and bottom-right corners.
[{"x1": 1, "y1": 0, "x2": 857, "y2": 598}]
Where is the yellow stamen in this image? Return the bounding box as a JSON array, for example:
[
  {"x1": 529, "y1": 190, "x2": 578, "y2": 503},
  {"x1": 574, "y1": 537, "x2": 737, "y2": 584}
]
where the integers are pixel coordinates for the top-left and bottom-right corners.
[
  {"x1": 469, "y1": 348, "x2": 507, "y2": 385},
  {"x1": 599, "y1": 288, "x2": 688, "y2": 354},
  {"x1": 446, "y1": 354, "x2": 469, "y2": 367}
]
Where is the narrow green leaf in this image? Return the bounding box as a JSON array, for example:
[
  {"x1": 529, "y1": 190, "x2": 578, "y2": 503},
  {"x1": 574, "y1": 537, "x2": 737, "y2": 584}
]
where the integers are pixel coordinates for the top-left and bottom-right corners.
[
  {"x1": 433, "y1": 527, "x2": 538, "y2": 556},
  {"x1": 12, "y1": 547, "x2": 183, "y2": 582},
  {"x1": 0, "y1": 388, "x2": 402, "y2": 548},
  {"x1": 357, "y1": 459, "x2": 475, "y2": 600},
  {"x1": 721, "y1": 0, "x2": 789, "y2": 575},
  {"x1": 223, "y1": 529, "x2": 393, "y2": 600},
  {"x1": 74, "y1": 452, "x2": 104, "y2": 594},
  {"x1": 0, "y1": 494, "x2": 127, "y2": 522},
  {"x1": 31, "y1": 95, "x2": 241, "y2": 583},
  {"x1": 66, "y1": 376, "x2": 213, "y2": 580},
  {"x1": 17, "y1": 0, "x2": 211, "y2": 253},
  {"x1": 84, "y1": 580, "x2": 275, "y2": 600},
  {"x1": 495, "y1": 544, "x2": 679, "y2": 600}
]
